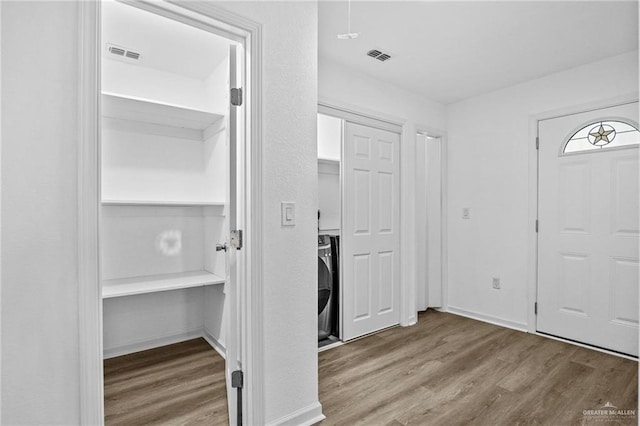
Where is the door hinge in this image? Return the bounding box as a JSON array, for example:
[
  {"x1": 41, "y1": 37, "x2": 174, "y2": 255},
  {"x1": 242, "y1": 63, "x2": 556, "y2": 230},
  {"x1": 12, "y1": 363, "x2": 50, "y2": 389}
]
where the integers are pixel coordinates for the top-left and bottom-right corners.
[
  {"x1": 535, "y1": 220, "x2": 539, "y2": 233},
  {"x1": 232, "y1": 370, "x2": 244, "y2": 426},
  {"x1": 231, "y1": 88, "x2": 243, "y2": 106},
  {"x1": 536, "y1": 136, "x2": 539, "y2": 150},
  {"x1": 231, "y1": 230, "x2": 243, "y2": 250},
  {"x1": 534, "y1": 302, "x2": 538, "y2": 315},
  {"x1": 231, "y1": 370, "x2": 243, "y2": 388}
]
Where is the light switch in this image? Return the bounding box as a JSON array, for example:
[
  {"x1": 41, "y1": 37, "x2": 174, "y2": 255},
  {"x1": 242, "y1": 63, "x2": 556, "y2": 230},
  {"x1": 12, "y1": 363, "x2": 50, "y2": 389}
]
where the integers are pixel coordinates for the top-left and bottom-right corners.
[
  {"x1": 462, "y1": 208, "x2": 471, "y2": 219},
  {"x1": 281, "y1": 202, "x2": 296, "y2": 226}
]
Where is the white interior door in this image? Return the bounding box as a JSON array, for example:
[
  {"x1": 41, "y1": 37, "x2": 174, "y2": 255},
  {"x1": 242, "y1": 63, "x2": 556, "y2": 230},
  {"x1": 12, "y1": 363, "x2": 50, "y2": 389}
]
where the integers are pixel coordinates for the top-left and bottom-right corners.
[
  {"x1": 342, "y1": 122, "x2": 400, "y2": 340},
  {"x1": 426, "y1": 137, "x2": 442, "y2": 308},
  {"x1": 225, "y1": 43, "x2": 241, "y2": 424},
  {"x1": 416, "y1": 135, "x2": 443, "y2": 310},
  {"x1": 537, "y1": 101, "x2": 639, "y2": 356}
]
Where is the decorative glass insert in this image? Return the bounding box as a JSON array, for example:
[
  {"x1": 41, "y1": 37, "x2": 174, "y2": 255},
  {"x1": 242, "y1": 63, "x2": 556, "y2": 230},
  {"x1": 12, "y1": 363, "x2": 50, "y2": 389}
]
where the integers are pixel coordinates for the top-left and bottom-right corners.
[{"x1": 563, "y1": 120, "x2": 640, "y2": 154}]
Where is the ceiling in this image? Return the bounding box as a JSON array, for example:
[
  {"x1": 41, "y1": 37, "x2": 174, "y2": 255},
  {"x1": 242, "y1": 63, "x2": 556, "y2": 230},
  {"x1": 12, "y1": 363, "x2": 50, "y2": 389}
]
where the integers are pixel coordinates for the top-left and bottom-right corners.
[
  {"x1": 102, "y1": 0, "x2": 230, "y2": 80},
  {"x1": 319, "y1": 1, "x2": 639, "y2": 104}
]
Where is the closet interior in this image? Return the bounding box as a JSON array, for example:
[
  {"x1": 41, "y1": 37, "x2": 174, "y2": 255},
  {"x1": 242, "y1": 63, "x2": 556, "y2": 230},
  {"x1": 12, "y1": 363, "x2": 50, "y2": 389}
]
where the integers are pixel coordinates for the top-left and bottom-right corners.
[
  {"x1": 100, "y1": 2, "x2": 234, "y2": 420},
  {"x1": 317, "y1": 113, "x2": 342, "y2": 348}
]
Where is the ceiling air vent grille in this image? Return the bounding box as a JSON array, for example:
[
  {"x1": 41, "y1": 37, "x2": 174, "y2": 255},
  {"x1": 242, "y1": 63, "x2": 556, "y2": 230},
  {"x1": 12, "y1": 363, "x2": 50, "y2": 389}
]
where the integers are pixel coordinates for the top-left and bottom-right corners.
[
  {"x1": 108, "y1": 46, "x2": 125, "y2": 56},
  {"x1": 366, "y1": 49, "x2": 392, "y2": 62},
  {"x1": 125, "y1": 51, "x2": 140, "y2": 60},
  {"x1": 107, "y1": 44, "x2": 141, "y2": 61}
]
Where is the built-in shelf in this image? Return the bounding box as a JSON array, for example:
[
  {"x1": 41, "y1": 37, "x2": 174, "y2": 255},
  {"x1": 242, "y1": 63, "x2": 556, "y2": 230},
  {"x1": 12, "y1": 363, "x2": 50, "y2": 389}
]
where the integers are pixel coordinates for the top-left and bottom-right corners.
[
  {"x1": 102, "y1": 92, "x2": 224, "y2": 131},
  {"x1": 102, "y1": 199, "x2": 226, "y2": 207},
  {"x1": 102, "y1": 270, "x2": 225, "y2": 299}
]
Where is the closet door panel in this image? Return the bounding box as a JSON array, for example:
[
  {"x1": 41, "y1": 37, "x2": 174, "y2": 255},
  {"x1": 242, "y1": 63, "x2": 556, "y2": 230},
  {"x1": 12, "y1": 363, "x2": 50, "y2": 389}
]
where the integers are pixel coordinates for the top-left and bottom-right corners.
[{"x1": 342, "y1": 122, "x2": 400, "y2": 340}]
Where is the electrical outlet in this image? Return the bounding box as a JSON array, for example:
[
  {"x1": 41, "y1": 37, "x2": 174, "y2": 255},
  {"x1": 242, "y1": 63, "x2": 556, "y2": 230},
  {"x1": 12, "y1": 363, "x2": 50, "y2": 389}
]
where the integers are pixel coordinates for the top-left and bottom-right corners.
[
  {"x1": 492, "y1": 278, "x2": 501, "y2": 289},
  {"x1": 462, "y1": 208, "x2": 471, "y2": 219}
]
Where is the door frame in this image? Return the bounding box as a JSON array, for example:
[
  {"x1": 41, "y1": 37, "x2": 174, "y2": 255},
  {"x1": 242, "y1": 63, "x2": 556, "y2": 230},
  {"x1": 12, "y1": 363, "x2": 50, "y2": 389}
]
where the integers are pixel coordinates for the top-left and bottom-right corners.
[
  {"x1": 415, "y1": 126, "x2": 449, "y2": 312},
  {"x1": 526, "y1": 92, "x2": 639, "y2": 347},
  {"x1": 77, "y1": 1, "x2": 265, "y2": 424},
  {"x1": 318, "y1": 101, "x2": 421, "y2": 332}
]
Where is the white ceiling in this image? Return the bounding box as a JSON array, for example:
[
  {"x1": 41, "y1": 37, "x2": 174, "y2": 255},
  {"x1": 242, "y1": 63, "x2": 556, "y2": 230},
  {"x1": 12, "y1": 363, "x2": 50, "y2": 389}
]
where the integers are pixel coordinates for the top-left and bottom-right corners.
[
  {"x1": 102, "y1": 0, "x2": 230, "y2": 80},
  {"x1": 319, "y1": 1, "x2": 639, "y2": 104}
]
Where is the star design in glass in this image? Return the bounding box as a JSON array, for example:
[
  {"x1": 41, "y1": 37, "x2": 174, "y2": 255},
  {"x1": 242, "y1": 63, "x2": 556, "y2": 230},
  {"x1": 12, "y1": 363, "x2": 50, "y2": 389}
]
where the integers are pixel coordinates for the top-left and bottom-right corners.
[{"x1": 588, "y1": 123, "x2": 616, "y2": 146}]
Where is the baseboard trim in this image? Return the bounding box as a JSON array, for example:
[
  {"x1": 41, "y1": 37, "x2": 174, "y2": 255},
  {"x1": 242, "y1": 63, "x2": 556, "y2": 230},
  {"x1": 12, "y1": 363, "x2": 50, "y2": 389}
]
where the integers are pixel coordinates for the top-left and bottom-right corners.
[
  {"x1": 103, "y1": 328, "x2": 204, "y2": 359},
  {"x1": 203, "y1": 328, "x2": 227, "y2": 359},
  {"x1": 445, "y1": 306, "x2": 528, "y2": 333},
  {"x1": 266, "y1": 401, "x2": 325, "y2": 426}
]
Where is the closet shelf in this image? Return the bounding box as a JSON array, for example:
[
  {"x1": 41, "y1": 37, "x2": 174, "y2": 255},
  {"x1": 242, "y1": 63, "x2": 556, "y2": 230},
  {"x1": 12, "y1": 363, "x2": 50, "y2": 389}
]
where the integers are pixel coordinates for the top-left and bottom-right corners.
[
  {"x1": 102, "y1": 270, "x2": 225, "y2": 299},
  {"x1": 102, "y1": 92, "x2": 224, "y2": 131},
  {"x1": 102, "y1": 199, "x2": 226, "y2": 207}
]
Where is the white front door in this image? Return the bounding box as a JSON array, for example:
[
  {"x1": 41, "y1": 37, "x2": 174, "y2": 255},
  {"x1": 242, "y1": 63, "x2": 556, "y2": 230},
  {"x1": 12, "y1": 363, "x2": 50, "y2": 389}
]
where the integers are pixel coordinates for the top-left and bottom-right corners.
[
  {"x1": 342, "y1": 122, "x2": 401, "y2": 340},
  {"x1": 537, "y1": 101, "x2": 639, "y2": 356}
]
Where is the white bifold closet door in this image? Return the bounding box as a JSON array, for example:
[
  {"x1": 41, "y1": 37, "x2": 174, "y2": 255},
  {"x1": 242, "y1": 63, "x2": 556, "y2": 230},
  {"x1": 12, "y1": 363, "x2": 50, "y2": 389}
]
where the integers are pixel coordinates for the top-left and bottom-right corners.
[
  {"x1": 416, "y1": 135, "x2": 442, "y2": 311},
  {"x1": 342, "y1": 122, "x2": 401, "y2": 340}
]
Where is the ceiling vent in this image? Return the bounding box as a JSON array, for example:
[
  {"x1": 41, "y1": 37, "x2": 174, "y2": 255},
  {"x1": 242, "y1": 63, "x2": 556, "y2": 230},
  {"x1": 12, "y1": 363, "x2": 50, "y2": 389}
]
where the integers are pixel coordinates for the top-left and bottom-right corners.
[
  {"x1": 367, "y1": 49, "x2": 391, "y2": 62},
  {"x1": 107, "y1": 44, "x2": 141, "y2": 61}
]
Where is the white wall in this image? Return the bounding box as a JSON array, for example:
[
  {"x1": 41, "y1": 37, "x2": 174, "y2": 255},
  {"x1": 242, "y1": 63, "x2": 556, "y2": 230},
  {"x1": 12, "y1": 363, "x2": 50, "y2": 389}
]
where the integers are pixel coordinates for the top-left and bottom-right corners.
[
  {"x1": 318, "y1": 161, "x2": 340, "y2": 233},
  {"x1": 1, "y1": 2, "x2": 81, "y2": 424},
  {"x1": 445, "y1": 51, "x2": 639, "y2": 328},
  {"x1": 102, "y1": 46, "x2": 228, "y2": 114},
  {"x1": 319, "y1": 59, "x2": 446, "y2": 325},
  {"x1": 1, "y1": 1, "x2": 320, "y2": 425},
  {"x1": 317, "y1": 113, "x2": 341, "y2": 161},
  {"x1": 215, "y1": 2, "x2": 322, "y2": 424}
]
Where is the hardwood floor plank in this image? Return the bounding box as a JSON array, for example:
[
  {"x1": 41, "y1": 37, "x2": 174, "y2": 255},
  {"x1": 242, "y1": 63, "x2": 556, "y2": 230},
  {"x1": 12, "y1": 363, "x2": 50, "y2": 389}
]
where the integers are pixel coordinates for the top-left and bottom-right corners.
[
  {"x1": 104, "y1": 338, "x2": 228, "y2": 426},
  {"x1": 104, "y1": 311, "x2": 636, "y2": 425},
  {"x1": 319, "y1": 310, "x2": 638, "y2": 425}
]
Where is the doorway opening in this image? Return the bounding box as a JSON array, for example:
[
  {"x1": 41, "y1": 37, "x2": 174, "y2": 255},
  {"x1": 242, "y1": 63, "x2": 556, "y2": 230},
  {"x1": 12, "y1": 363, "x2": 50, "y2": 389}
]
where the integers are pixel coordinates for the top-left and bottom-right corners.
[
  {"x1": 90, "y1": 1, "x2": 252, "y2": 423},
  {"x1": 317, "y1": 105, "x2": 403, "y2": 347},
  {"x1": 317, "y1": 113, "x2": 342, "y2": 350}
]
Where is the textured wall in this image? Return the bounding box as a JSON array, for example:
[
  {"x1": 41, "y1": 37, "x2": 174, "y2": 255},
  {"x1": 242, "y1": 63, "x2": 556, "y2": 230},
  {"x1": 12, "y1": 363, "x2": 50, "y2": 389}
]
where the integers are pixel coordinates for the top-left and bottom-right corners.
[
  {"x1": 446, "y1": 51, "x2": 639, "y2": 328},
  {"x1": 1, "y1": 2, "x2": 81, "y2": 424}
]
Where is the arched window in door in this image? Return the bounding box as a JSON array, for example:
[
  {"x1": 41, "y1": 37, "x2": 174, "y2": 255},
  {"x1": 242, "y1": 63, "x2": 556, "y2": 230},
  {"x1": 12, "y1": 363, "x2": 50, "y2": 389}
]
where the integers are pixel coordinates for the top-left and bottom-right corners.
[{"x1": 562, "y1": 119, "x2": 639, "y2": 154}]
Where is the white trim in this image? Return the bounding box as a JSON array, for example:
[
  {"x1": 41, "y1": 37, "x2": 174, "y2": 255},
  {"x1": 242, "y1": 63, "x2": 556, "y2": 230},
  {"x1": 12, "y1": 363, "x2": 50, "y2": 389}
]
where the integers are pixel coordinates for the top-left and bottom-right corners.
[
  {"x1": 266, "y1": 402, "x2": 326, "y2": 426},
  {"x1": 78, "y1": 1, "x2": 104, "y2": 424},
  {"x1": 103, "y1": 328, "x2": 228, "y2": 360},
  {"x1": 317, "y1": 340, "x2": 344, "y2": 353},
  {"x1": 78, "y1": 2, "x2": 265, "y2": 424},
  {"x1": 203, "y1": 328, "x2": 227, "y2": 359},
  {"x1": 526, "y1": 92, "x2": 640, "y2": 335},
  {"x1": 443, "y1": 306, "x2": 528, "y2": 332},
  {"x1": 103, "y1": 329, "x2": 205, "y2": 359},
  {"x1": 534, "y1": 332, "x2": 638, "y2": 361},
  {"x1": 319, "y1": 102, "x2": 403, "y2": 133},
  {"x1": 0, "y1": 1, "x2": 3, "y2": 419},
  {"x1": 442, "y1": 307, "x2": 636, "y2": 360}
]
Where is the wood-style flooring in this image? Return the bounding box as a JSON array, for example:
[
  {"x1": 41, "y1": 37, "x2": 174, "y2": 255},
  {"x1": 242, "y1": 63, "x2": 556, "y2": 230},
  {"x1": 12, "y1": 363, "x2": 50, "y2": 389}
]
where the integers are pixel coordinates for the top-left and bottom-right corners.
[
  {"x1": 104, "y1": 311, "x2": 637, "y2": 425},
  {"x1": 319, "y1": 310, "x2": 638, "y2": 425},
  {"x1": 104, "y1": 338, "x2": 228, "y2": 426}
]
